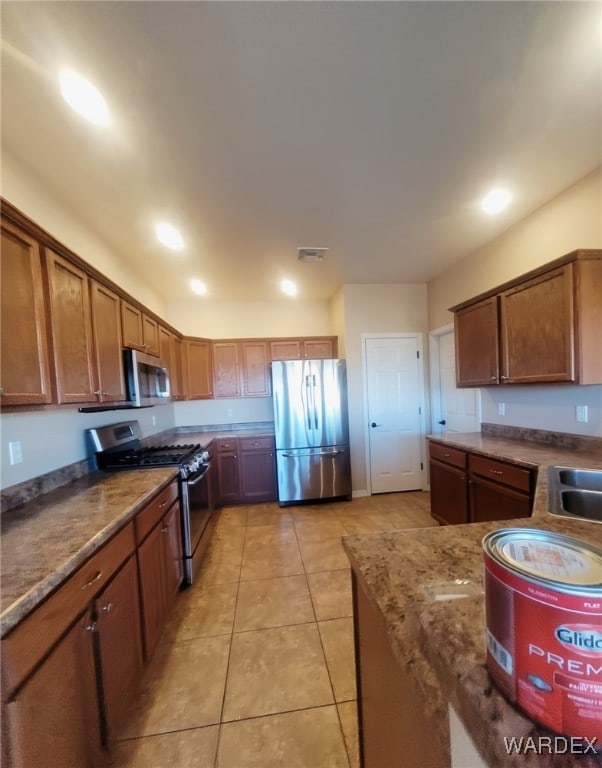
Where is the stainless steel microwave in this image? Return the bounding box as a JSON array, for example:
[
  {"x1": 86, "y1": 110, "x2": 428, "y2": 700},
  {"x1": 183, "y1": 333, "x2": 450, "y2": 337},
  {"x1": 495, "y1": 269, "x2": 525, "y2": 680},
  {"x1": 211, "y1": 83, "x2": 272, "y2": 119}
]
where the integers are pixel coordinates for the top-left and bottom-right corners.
[{"x1": 124, "y1": 349, "x2": 170, "y2": 406}]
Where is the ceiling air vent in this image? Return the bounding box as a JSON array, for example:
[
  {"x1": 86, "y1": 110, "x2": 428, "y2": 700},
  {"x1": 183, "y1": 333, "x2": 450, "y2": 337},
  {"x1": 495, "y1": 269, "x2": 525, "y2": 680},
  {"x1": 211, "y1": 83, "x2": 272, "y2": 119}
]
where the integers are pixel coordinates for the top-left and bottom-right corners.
[{"x1": 297, "y1": 247, "x2": 328, "y2": 263}]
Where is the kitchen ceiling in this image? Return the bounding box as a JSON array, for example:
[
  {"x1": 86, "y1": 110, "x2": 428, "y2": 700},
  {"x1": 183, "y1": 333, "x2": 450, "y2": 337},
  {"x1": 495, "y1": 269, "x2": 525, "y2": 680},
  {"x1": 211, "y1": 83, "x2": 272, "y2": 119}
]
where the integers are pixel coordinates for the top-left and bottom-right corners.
[{"x1": 1, "y1": 1, "x2": 601, "y2": 303}]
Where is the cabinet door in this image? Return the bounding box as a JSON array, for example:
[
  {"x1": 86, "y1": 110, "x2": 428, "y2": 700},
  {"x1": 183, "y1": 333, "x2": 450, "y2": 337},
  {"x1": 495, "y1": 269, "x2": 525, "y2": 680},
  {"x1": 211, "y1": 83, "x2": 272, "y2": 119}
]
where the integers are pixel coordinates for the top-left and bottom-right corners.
[
  {"x1": 429, "y1": 459, "x2": 468, "y2": 525},
  {"x1": 240, "y1": 449, "x2": 276, "y2": 501},
  {"x1": 500, "y1": 265, "x2": 575, "y2": 383},
  {"x1": 137, "y1": 522, "x2": 167, "y2": 662},
  {"x1": 46, "y1": 250, "x2": 97, "y2": 403},
  {"x1": 270, "y1": 339, "x2": 301, "y2": 361},
  {"x1": 241, "y1": 341, "x2": 271, "y2": 396},
  {"x1": 171, "y1": 336, "x2": 185, "y2": 400},
  {"x1": 469, "y1": 476, "x2": 532, "y2": 523},
  {"x1": 121, "y1": 300, "x2": 144, "y2": 351},
  {"x1": 90, "y1": 280, "x2": 126, "y2": 403},
  {"x1": 0, "y1": 219, "x2": 52, "y2": 405},
  {"x1": 303, "y1": 338, "x2": 336, "y2": 359},
  {"x1": 217, "y1": 449, "x2": 241, "y2": 503},
  {"x1": 213, "y1": 342, "x2": 241, "y2": 397},
  {"x1": 142, "y1": 314, "x2": 160, "y2": 356},
  {"x1": 454, "y1": 297, "x2": 499, "y2": 386},
  {"x1": 163, "y1": 502, "x2": 183, "y2": 604},
  {"x1": 95, "y1": 555, "x2": 143, "y2": 744},
  {"x1": 158, "y1": 325, "x2": 172, "y2": 366},
  {"x1": 184, "y1": 339, "x2": 213, "y2": 399},
  {"x1": 4, "y1": 611, "x2": 100, "y2": 768}
]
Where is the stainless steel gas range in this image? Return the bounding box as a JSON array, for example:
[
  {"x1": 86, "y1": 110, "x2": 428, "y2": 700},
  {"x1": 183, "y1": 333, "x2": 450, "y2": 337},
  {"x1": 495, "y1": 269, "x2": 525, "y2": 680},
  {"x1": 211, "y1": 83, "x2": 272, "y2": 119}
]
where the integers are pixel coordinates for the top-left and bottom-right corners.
[{"x1": 87, "y1": 421, "x2": 214, "y2": 584}]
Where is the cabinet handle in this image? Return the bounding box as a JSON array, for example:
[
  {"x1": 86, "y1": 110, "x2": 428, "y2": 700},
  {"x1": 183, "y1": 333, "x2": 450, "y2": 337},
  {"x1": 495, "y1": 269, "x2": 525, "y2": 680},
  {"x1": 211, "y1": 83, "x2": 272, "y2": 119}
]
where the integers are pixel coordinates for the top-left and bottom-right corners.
[
  {"x1": 101, "y1": 603, "x2": 113, "y2": 614},
  {"x1": 490, "y1": 376, "x2": 497, "y2": 381},
  {"x1": 82, "y1": 571, "x2": 102, "y2": 589},
  {"x1": 500, "y1": 375, "x2": 508, "y2": 380},
  {"x1": 489, "y1": 469, "x2": 504, "y2": 476},
  {"x1": 85, "y1": 621, "x2": 97, "y2": 633},
  {"x1": 159, "y1": 500, "x2": 169, "y2": 509},
  {"x1": 0, "y1": 387, "x2": 5, "y2": 396},
  {"x1": 442, "y1": 452, "x2": 451, "y2": 458}
]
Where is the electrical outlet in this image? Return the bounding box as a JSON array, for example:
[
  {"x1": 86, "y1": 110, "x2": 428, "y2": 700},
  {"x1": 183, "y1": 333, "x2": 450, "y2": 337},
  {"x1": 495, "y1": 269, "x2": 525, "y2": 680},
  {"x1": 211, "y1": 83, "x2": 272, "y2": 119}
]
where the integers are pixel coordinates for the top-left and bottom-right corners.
[
  {"x1": 151, "y1": 415, "x2": 157, "y2": 427},
  {"x1": 226, "y1": 408, "x2": 234, "y2": 419},
  {"x1": 9, "y1": 441, "x2": 23, "y2": 465},
  {"x1": 576, "y1": 405, "x2": 588, "y2": 423},
  {"x1": 497, "y1": 402, "x2": 506, "y2": 416}
]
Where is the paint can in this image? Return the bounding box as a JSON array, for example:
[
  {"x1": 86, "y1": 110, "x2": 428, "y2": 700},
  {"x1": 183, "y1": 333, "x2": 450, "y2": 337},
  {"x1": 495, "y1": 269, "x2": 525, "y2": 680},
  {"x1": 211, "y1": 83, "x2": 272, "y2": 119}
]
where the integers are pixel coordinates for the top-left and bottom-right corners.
[{"x1": 483, "y1": 528, "x2": 602, "y2": 740}]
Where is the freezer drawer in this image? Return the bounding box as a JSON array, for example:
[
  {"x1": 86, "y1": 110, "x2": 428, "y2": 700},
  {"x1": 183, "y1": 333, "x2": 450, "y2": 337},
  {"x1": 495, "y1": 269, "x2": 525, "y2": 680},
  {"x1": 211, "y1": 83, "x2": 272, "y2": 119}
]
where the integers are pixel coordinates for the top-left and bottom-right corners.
[{"x1": 276, "y1": 446, "x2": 351, "y2": 504}]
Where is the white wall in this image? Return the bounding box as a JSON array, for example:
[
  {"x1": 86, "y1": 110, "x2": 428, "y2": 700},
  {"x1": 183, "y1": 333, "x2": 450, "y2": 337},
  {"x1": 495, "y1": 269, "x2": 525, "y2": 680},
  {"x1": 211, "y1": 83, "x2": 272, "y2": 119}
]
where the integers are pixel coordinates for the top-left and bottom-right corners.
[
  {"x1": 428, "y1": 167, "x2": 602, "y2": 330},
  {"x1": 168, "y1": 298, "x2": 332, "y2": 338},
  {"x1": 0, "y1": 404, "x2": 174, "y2": 488},
  {"x1": 427, "y1": 167, "x2": 602, "y2": 438},
  {"x1": 173, "y1": 397, "x2": 273, "y2": 428},
  {"x1": 1, "y1": 150, "x2": 166, "y2": 317},
  {"x1": 341, "y1": 283, "x2": 429, "y2": 494}
]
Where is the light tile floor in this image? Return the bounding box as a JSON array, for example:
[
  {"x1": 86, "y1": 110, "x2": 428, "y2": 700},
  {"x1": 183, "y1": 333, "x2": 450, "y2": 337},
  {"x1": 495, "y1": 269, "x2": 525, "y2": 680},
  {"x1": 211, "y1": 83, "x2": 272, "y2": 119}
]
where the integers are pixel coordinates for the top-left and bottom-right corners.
[{"x1": 108, "y1": 490, "x2": 432, "y2": 768}]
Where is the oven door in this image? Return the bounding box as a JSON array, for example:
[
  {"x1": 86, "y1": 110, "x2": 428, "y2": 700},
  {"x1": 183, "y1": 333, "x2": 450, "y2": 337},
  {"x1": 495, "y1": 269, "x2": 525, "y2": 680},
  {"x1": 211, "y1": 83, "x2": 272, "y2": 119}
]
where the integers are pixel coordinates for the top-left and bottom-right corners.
[{"x1": 181, "y1": 462, "x2": 214, "y2": 584}]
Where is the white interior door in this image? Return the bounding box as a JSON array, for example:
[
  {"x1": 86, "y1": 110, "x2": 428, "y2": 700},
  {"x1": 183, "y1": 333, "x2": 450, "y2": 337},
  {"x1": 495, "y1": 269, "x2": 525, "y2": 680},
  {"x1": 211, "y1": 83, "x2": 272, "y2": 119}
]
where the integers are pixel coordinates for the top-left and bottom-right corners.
[
  {"x1": 438, "y1": 330, "x2": 480, "y2": 433},
  {"x1": 365, "y1": 335, "x2": 424, "y2": 493}
]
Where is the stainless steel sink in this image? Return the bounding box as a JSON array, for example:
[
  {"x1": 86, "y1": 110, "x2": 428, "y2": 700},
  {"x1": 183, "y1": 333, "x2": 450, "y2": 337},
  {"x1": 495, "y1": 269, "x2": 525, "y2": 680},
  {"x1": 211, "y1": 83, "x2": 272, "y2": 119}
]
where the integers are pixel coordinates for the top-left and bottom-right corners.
[
  {"x1": 548, "y1": 466, "x2": 602, "y2": 523},
  {"x1": 558, "y1": 468, "x2": 602, "y2": 492}
]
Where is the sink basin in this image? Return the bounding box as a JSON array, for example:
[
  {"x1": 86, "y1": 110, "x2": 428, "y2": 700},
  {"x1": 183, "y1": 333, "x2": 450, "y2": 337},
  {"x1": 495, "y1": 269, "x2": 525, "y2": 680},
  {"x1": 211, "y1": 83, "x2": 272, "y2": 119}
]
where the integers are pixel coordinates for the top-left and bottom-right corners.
[
  {"x1": 558, "y1": 468, "x2": 602, "y2": 492},
  {"x1": 547, "y1": 466, "x2": 602, "y2": 524},
  {"x1": 560, "y1": 490, "x2": 602, "y2": 521}
]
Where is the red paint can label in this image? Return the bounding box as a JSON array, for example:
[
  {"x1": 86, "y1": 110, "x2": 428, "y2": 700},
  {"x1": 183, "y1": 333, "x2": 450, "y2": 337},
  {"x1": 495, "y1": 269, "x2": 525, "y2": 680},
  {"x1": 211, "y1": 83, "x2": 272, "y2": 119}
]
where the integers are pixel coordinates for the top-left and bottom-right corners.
[{"x1": 483, "y1": 530, "x2": 602, "y2": 740}]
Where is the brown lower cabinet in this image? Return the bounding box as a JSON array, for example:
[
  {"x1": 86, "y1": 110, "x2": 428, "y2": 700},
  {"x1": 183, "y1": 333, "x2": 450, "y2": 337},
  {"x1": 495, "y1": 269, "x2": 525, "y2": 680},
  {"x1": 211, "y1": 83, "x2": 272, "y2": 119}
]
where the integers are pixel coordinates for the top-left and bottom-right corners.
[
  {"x1": 428, "y1": 439, "x2": 534, "y2": 525},
  {"x1": 352, "y1": 570, "x2": 449, "y2": 768},
  {"x1": 3, "y1": 609, "x2": 100, "y2": 768},
  {"x1": 213, "y1": 436, "x2": 277, "y2": 505},
  {"x1": 1, "y1": 481, "x2": 184, "y2": 768},
  {"x1": 136, "y1": 487, "x2": 183, "y2": 661}
]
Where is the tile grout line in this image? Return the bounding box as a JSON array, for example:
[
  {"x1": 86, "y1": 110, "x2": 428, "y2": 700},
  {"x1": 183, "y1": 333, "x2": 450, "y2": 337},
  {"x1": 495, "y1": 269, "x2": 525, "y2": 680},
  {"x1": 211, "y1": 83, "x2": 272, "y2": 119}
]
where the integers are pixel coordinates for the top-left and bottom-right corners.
[{"x1": 212, "y1": 508, "x2": 248, "y2": 768}]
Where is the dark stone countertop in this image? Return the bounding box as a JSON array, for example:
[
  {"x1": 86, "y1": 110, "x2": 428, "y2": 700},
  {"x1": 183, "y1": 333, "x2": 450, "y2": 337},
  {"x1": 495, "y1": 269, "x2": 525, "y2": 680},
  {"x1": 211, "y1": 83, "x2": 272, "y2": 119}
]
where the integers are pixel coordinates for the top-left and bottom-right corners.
[{"x1": 0, "y1": 467, "x2": 177, "y2": 637}]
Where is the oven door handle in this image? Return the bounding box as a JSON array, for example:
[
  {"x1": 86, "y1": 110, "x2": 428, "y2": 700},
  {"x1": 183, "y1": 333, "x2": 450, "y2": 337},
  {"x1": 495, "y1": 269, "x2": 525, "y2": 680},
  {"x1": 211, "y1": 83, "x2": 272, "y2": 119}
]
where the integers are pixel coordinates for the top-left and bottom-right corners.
[{"x1": 186, "y1": 464, "x2": 211, "y2": 486}]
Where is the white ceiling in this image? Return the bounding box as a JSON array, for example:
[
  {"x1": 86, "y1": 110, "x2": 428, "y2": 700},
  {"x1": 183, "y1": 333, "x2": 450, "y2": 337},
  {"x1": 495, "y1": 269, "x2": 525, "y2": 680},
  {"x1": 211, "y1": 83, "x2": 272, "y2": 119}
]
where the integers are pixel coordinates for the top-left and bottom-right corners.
[{"x1": 1, "y1": 1, "x2": 601, "y2": 303}]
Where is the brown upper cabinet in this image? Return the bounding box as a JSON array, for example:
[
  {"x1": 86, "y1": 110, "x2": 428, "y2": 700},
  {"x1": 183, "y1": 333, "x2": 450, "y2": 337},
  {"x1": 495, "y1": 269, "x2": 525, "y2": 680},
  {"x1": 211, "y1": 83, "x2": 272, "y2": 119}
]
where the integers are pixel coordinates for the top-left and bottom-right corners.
[
  {"x1": 213, "y1": 340, "x2": 271, "y2": 398},
  {"x1": 90, "y1": 281, "x2": 127, "y2": 403},
  {"x1": 269, "y1": 336, "x2": 337, "y2": 361},
  {"x1": 454, "y1": 297, "x2": 499, "y2": 387},
  {"x1": 451, "y1": 251, "x2": 602, "y2": 387},
  {"x1": 184, "y1": 338, "x2": 213, "y2": 399},
  {"x1": 0, "y1": 219, "x2": 53, "y2": 406},
  {"x1": 121, "y1": 300, "x2": 160, "y2": 357},
  {"x1": 45, "y1": 249, "x2": 97, "y2": 404},
  {"x1": 170, "y1": 336, "x2": 186, "y2": 401}
]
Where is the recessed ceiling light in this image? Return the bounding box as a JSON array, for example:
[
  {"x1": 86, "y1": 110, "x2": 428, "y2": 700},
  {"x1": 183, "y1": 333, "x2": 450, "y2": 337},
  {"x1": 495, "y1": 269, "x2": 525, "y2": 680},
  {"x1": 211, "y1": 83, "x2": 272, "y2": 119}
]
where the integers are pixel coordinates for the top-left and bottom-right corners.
[
  {"x1": 481, "y1": 188, "x2": 512, "y2": 215},
  {"x1": 59, "y1": 69, "x2": 110, "y2": 126},
  {"x1": 280, "y1": 278, "x2": 297, "y2": 297},
  {"x1": 156, "y1": 222, "x2": 184, "y2": 250},
  {"x1": 190, "y1": 278, "x2": 207, "y2": 296}
]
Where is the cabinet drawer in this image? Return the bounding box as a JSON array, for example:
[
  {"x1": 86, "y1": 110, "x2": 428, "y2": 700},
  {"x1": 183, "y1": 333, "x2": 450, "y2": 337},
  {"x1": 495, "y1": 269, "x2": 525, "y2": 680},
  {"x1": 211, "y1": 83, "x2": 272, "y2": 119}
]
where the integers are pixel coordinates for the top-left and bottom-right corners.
[
  {"x1": 239, "y1": 436, "x2": 274, "y2": 451},
  {"x1": 428, "y1": 441, "x2": 467, "y2": 469},
  {"x1": 2, "y1": 522, "x2": 135, "y2": 700},
  {"x1": 135, "y1": 481, "x2": 179, "y2": 543},
  {"x1": 215, "y1": 438, "x2": 238, "y2": 452},
  {"x1": 468, "y1": 454, "x2": 532, "y2": 493}
]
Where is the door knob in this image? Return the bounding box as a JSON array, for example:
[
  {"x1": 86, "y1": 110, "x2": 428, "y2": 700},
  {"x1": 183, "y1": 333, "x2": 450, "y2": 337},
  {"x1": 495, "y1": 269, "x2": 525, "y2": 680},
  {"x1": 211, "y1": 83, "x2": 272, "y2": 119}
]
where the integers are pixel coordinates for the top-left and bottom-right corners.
[
  {"x1": 370, "y1": 422, "x2": 381, "y2": 428},
  {"x1": 438, "y1": 419, "x2": 446, "y2": 425}
]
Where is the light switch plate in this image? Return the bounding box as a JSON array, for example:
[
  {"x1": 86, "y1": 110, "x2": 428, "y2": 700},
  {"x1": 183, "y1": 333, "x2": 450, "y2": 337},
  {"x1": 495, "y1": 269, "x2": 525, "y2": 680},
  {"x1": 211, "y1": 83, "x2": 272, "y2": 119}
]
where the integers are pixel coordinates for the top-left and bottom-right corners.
[
  {"x1": 576, "y1": 405, "x2": 588, "y2": 423},
  {"x1": 497, "y1": 402, "x2": 506, "y2": 416},
  {"x1": 9, "y1": 441, "x2": 23, "y2": 465}
]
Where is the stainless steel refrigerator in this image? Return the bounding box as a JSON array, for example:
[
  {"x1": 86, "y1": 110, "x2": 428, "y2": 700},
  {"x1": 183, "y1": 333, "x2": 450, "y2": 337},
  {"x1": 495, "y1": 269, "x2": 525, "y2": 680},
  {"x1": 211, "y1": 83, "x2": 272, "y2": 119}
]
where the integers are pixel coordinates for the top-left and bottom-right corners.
[{"x1": 271, "y1": 359, "x2": 351, "y2": 505}]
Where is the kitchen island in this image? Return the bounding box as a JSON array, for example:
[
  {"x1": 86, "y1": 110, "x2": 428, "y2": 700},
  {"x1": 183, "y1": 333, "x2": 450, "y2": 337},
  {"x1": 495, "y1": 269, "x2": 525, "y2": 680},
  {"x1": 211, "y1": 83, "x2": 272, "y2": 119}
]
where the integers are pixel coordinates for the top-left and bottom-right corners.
[{"x1": 344, "y1": 512, "x2": 601, "y2": 767}]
